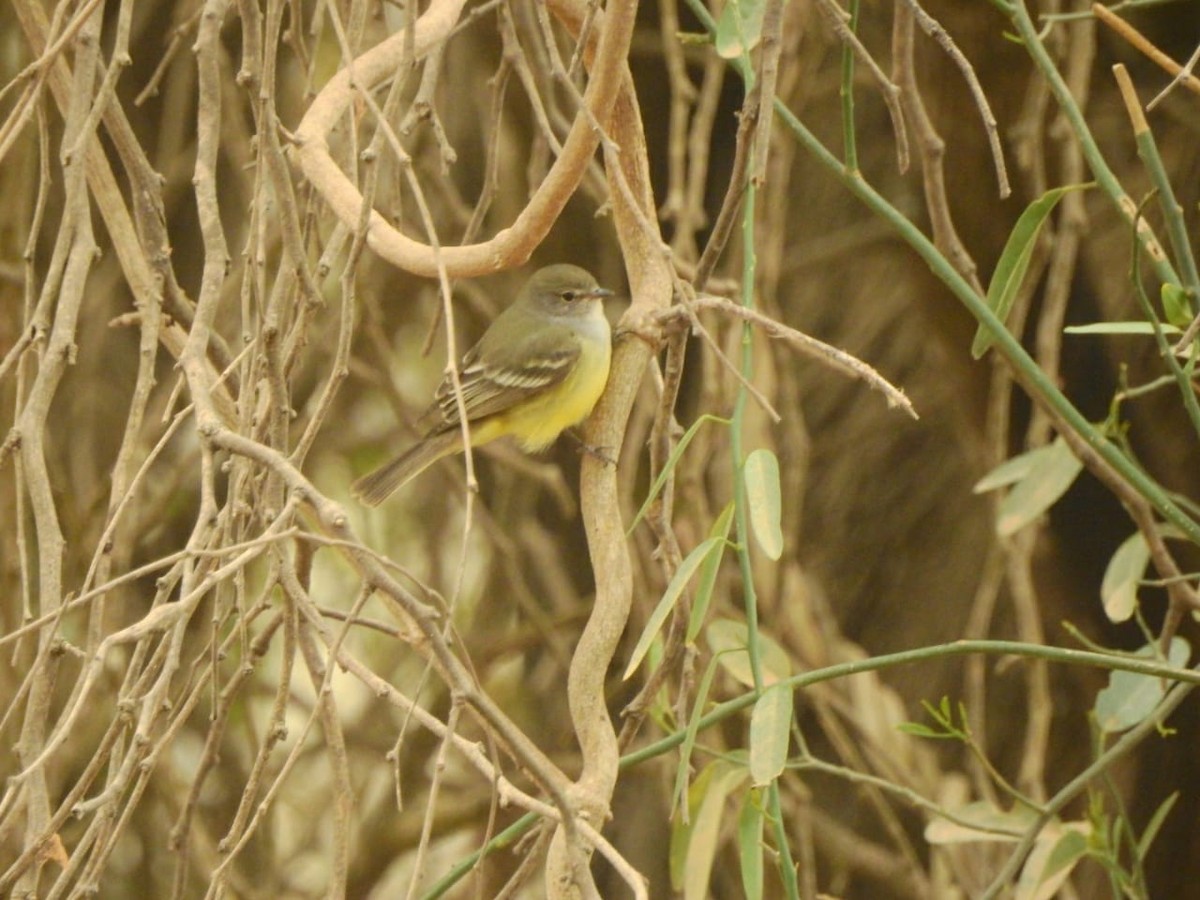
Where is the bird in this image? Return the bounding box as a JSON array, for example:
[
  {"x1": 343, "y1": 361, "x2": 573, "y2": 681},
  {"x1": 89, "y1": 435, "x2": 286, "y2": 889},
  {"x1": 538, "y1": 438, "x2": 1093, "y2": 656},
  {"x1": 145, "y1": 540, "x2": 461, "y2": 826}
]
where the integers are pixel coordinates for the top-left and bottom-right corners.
[{"x1": 352, "y1": 264, "x2": 614, "y2": 506}]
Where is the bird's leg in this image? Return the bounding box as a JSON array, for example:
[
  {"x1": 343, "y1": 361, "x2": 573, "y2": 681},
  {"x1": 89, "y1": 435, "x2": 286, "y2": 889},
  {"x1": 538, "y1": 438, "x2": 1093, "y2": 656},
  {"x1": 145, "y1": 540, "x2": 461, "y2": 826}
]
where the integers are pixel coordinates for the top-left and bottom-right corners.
[{"x1": 564, "y1": 429, "x2": 617, "y2": 467}]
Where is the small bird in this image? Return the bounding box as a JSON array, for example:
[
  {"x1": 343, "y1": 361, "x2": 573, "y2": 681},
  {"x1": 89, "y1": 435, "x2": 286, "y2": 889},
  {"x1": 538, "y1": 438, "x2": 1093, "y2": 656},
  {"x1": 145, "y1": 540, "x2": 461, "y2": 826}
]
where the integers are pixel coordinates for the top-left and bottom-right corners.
[{"x1": 352, "y1": 264, "x2": 614, "y2": 505}]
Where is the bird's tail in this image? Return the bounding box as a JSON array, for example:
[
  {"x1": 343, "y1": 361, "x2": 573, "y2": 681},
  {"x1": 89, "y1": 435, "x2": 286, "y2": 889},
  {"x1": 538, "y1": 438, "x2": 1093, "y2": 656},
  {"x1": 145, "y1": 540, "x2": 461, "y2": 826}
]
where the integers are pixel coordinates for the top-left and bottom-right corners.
[{"x1": 351, "y1": 429, "x2": 465, "y2": 506}]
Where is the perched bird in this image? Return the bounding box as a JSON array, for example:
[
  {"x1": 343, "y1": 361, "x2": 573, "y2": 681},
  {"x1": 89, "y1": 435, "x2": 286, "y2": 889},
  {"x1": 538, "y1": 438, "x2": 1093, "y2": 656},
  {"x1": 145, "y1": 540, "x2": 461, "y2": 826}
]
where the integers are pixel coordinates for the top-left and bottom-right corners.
[{"x1": 352, "y1": 264, "x2": 614, "y2": 505}]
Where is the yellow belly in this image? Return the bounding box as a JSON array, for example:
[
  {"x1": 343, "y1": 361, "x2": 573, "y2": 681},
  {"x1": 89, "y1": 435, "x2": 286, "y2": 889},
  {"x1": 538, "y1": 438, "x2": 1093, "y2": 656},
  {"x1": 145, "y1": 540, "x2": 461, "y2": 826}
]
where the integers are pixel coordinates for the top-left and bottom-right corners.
[{"x1": 491, "y1": 336, "x2": 612, "y2": 451}]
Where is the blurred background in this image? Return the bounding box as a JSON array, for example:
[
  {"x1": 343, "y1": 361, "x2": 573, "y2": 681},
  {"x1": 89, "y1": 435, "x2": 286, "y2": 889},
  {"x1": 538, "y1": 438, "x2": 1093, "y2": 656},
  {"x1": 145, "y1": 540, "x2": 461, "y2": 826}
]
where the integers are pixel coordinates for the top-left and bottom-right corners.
[{"x1": 2, "y1": 0, "x2": 1199, "y2": 896}]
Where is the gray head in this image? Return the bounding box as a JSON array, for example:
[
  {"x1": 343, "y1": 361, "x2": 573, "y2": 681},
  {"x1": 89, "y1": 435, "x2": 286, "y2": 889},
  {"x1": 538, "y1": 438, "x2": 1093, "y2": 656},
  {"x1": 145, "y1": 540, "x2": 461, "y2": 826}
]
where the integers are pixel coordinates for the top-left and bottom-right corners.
[{"x1": 520, "y1": 264, "x2": 613, "y2": 317}]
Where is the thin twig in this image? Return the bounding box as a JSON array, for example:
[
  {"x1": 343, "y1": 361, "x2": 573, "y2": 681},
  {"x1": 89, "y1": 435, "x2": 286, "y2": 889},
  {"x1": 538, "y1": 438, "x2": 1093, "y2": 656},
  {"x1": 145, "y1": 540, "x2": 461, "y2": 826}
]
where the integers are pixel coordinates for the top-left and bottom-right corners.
[
  {"x1": 1092, "y1": 3, "x2": 1200, "y2": 100},
  {"x1": 662, "y1": 295, "x2": 918, "y2": 419}
]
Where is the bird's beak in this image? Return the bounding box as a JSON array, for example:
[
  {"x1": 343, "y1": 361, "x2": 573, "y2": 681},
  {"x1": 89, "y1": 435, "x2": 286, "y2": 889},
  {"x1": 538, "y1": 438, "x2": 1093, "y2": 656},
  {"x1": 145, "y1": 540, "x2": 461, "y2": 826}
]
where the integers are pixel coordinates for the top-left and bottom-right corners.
[{"x1": 586, "y1": 287, "x2": 614, "y2": 300}]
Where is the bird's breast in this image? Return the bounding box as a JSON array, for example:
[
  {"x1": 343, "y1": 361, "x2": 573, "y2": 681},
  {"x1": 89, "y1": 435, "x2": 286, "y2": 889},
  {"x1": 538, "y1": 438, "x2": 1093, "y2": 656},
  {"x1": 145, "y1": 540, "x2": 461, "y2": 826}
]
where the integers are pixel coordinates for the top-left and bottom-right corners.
[{"x1": 503, "y1": 327, "x2": 612, "y2": 451}]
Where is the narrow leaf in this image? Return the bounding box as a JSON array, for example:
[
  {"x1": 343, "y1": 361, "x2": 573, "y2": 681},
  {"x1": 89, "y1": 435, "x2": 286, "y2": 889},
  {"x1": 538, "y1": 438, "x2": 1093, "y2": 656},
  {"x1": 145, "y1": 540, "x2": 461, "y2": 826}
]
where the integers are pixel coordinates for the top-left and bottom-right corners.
[
  {"x1": 973, "y1": 184, "x2": 1091, "y2": 358},
  {"x1": 737, "y1": 790, "x2": 765, "y2": 900},
  {"x1": 896, "y1": 722, "x2": 951, "y2": 739},
  {"x1": 925, "y1": 801, "x2": 1034, "y2": 844},
  {"x1": 1015, "y1": 823, "x2": 1090, "y2": 900},
  {"x1": 974, "y1": 443, "x2": 1059, "y2": 494},
  {"x1": 1065, "y1": 321, "x2": 1181, "y2": 336},
  {"x1": 677, "y1": 761, "x2": 748, "y2": 900},
  {"x1": 749, "y1": 684, "x2": 792, "y2": 785},
  {"x1": 629, "y1": 414, "x2": 729, "y2": 534},
  {"x1": 672, "y1": 653, "x2": 724, "y2": 822},
  {"x1": 744, "y1": 448, "x2": 783, "y2": 561},
  {"x1": 688, "y1": 503, "x2": 735, "y2": 642},
  {"x1": 995, "y1": 437, "x2": 1083, "y2": 536},
  {"x1": 625, "y1": 536, "x2": 724, "y2": 679},
  {"x1": 1136, "y1": 791, "x2": 1179, "y2": 860},
  {"x1": 670, "y1": 761, "x2": 716, "y2": 889},
  {"x1": 1100, "y1": 532, "x2": 1150, "y2": 623}
]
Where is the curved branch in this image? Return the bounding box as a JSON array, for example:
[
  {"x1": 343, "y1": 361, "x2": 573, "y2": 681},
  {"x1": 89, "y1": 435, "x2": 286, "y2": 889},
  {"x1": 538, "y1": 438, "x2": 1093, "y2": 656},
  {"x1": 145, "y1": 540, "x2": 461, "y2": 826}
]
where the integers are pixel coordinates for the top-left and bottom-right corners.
[
  {"x1": 292, "y1": 0, "x2": 634, "y2": 278},
  {"x1": 542, "y1": 0, "x2": 672, "y2": 895},
  {"x1": 295, "y1": 1, "x2": 658, "y2": 893}
]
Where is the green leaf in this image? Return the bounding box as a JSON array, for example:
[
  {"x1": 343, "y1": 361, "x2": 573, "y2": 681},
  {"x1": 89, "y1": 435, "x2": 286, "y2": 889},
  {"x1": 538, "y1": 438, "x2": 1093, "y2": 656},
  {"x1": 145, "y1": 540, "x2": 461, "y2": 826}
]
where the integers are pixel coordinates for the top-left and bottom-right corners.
[
  {"x1": 629, "y1": 414, "x2": 730, "y2": 535},
  {"x1": 669, "y1": 760, "x2": 748, "y2": 899},
  {"x1": 994, "y1": 437, "x2": 1083, "y2": 536},
  {"x1": 672, "y1": 653, "x2": 724, "y2": 822},
  {"x1": 1136, "y1": 791, "x2": 1179, "y2": 860},
  {"x1": 688, "y1": 503, "x2": 735, "y2": 642},
  {"x1": 1100, "y1": 532, "x2": 1150, "y2": 623},
  {"x1": 706, "y1": 619, "x2": 792, "y2": 687},
  {"x1": 1065, "y1": 321, "x2": 1182, "y2": 336},
  {"x1": 1095, "y1": 638, "x2": 1190, "y2": 734},
  {"x1": 903, "y1": 696, "x2": 965, "y2": 739},
  {"x1": 973, "y1": 183, "x2": 1091, "y2": 358},
  {"x1": 1161, "y1": 283, "x2": 1192, "y2": 330},
  {"x1": 1015, "y1": 823, "x2": 1090, "y2": 900},
  {"x1": 749, "y1": 684, "x2": 792, "y2": 785},
  {"x1": 974, "y1": 443, "x2": 1059, "y2": 494},
  {"x1": 924, "y1": 801, "x2": 1034, "y2": 844},
  {"x1": 737, "y1": 790, "x2": 764, "y2": 900},
  {"x1": 625, "y1": 535, "x2": 726, "y2": 679},
  {"x1": 895, "y1": 722, "x2": 947, "y2": 739},
  {"x1": 715, "y1": 0, "x2": 765, "y2": 60},
  {"x1": 670, "y1": 761, "x2": 715, "y2": 889},
  {"x1": 744, "y1": 448, "x2": 783, "y2": 561}
]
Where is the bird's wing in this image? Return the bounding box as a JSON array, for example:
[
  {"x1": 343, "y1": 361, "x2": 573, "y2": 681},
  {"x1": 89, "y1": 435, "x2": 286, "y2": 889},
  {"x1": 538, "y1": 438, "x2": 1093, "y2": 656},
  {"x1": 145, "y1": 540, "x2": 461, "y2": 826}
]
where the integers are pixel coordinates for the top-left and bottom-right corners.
[{"x1": 432, "y1": 323, "x2": 581, "y2": 427}]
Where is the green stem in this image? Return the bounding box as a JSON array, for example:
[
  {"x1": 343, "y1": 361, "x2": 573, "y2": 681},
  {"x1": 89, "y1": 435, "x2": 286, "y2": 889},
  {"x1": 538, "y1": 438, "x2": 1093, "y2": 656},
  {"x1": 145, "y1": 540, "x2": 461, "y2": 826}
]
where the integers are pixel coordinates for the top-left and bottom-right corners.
[
  {"x1": 1006, "y1": 1, "x2": 1179, "y2": 290},
  {"x1": 426, "y1": 638, "x2": 1200, "y2": 898},
  {"x1": 981, "y1": 680, "x2": 1196, "y2": 899},
  {"x1": 682, "y1": 0, "x2": 1200, "y2": 547},
  {"x1": 1131, "y1": 115, "x2": 1200, "y2": 309},
  {"x1": 794, "y1": 135, "x2": 1200, "y2": 544},
  {"x1": 733, "y1": 108, "x2": 801, "y2": 900},
  {"x1": 1129, "y1": 237, "x2": 1200, "y2": 440},
  {"x1": 421, "y1": 812, "x2": 538, "y2": 899},
  {"x1": 623, "y1": 639, "x2": 1200, "y2": 767},
  {"x1": 732, "y1": 178, "x2": 764, "y2": 694},
  {"x1": 840, "y1": 0, "x2": 861, "y2": 173}
]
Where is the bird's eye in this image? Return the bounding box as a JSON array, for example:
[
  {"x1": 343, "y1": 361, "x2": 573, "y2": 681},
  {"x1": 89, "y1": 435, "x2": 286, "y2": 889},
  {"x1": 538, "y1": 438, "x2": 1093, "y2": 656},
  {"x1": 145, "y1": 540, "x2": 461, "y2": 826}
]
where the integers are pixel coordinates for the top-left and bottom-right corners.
[{"x1": 561, "y1": 290, "x2": 576, "y2": 301}]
